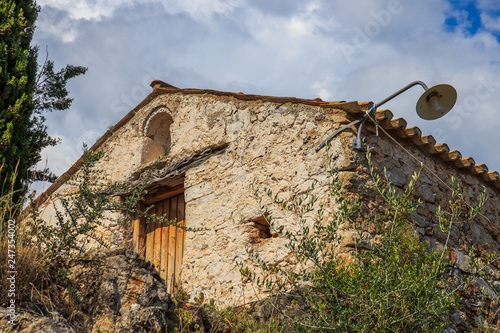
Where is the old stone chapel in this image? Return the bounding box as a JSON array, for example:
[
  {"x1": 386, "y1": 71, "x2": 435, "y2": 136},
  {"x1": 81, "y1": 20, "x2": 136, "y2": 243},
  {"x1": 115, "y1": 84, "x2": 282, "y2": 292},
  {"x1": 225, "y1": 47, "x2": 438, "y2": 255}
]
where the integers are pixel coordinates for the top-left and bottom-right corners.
[{"x1": 34, "y1": 80, "x2": 500, "y2": 306}]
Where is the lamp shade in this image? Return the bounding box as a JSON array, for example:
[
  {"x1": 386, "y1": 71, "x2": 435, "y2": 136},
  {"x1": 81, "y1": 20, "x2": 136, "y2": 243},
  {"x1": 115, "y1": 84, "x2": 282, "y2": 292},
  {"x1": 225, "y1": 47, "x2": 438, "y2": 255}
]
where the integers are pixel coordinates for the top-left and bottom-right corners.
[{"x1": 416, "y1": 84, "x2": 457, "y2": 120}]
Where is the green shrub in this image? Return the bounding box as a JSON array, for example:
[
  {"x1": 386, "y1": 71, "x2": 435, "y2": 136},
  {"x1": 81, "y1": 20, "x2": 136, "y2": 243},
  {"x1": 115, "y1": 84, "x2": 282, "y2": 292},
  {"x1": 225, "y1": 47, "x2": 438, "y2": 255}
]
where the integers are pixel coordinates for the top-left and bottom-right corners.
[
  {"x1": 0, "y1": 145, "x2": 156, "y2": 309},
  {"x1": 240, "y1": 147, "x2": 488, "y2": 332}
]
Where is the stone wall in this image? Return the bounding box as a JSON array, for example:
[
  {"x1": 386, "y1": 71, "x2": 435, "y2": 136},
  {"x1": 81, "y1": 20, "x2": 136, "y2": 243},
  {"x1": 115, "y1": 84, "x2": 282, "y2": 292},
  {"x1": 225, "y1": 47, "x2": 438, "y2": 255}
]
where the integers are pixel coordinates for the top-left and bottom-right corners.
[
  {"x1": 36, "y1": 86, "x2": 500, "y2": 307},
  {"x1": 337, "y1": 115, "x2": 500, "y2": 281},
  {"x1": 37, "y1": 89, "x2": 363, "y2": 306}
]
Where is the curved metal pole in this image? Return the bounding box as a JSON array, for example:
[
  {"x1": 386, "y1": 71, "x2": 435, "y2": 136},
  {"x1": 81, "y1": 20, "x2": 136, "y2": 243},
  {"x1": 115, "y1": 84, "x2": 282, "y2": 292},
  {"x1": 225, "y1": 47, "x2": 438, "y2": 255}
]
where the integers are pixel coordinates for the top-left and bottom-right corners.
[
  {"x1": 354, "y1": 81, "x2": 429, "y2": 150},
  {"x1": 316, "y1": 117, "x2": 365, "y2": 152},
  {"x1": 317, "y1": 81, "x2": 430, "y2": 152},
  {"x1": 353, "y1": 115, "x2": 368, "y2": 150},
  {"x1": 375, "y1": 80, "x2": 428, "y2": 109}
]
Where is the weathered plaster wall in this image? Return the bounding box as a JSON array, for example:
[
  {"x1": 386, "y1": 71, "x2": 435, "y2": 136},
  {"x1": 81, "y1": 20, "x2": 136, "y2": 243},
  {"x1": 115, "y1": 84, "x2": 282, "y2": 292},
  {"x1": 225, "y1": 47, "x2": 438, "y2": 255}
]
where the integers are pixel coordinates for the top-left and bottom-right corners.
[
  {"x1": 37, "y1": 89, "x2": 500, "y2": 307},
  {"x1": 143, "y1": 94, "x2": 360, "y2": 305},
  {"x1": 38, "y1": 91, "x2": 359, "y2": 306}
]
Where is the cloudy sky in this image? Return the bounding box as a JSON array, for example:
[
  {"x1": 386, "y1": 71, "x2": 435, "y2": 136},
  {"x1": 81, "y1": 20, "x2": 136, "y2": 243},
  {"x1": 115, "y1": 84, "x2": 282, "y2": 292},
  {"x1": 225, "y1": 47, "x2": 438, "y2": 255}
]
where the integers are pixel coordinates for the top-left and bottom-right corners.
[{"x1": 33, "y1": 0, "x2": 500, "y2": 192}]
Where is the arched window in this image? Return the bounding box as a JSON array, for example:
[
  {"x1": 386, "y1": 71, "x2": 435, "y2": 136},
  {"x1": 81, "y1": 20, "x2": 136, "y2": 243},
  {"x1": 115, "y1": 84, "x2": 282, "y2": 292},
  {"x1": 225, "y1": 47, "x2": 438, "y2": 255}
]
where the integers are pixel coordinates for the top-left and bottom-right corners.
[{"x1": 141, "y1": 108, "x2": 173, "y2": 164}]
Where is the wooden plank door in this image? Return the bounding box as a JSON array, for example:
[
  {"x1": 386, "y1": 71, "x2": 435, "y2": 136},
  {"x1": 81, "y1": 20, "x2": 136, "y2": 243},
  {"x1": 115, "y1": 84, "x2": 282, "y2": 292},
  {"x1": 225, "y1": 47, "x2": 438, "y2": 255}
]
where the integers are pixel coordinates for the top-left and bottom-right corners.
[{"x1": 133, "y1": 192, "x2": 186, "y2": 294}]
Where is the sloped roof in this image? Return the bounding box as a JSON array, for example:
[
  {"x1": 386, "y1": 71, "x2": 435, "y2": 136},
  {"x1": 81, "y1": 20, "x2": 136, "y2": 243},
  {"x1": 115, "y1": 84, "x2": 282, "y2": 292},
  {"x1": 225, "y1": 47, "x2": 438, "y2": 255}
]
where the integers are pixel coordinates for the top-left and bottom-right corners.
[{"x1": 33, "y1": 80, "x2": 500, "y2": 208}]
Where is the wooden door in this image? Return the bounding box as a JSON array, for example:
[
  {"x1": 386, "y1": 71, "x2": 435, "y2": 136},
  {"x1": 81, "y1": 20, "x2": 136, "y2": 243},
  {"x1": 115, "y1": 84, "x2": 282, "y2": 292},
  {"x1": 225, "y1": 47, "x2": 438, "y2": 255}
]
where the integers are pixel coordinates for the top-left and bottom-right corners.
[{"x1": 133, "y1": 192, "x2": 186, "y2": 294}]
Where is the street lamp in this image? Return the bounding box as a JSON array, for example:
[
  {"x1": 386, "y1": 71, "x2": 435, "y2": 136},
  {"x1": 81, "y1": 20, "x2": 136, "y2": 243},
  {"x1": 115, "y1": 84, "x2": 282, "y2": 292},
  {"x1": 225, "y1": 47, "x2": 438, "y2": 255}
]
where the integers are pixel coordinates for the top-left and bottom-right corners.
[{"x1": 317, "y1": 81, "x2": 457, "y2": 152}]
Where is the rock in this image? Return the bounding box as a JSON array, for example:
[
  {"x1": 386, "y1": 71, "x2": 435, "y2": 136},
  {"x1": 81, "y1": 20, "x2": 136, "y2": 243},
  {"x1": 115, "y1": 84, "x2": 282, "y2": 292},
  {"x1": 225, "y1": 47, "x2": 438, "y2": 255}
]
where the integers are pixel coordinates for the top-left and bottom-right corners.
[
  {"x1": 448, "y1": 227, "x2": 460, "y2": 247},
  {"x1": 63, "y1": 247, "x2": 176, "y2": 333},
  {"x1": 386, "y1": 168, "x2": 407, "y2": 187},
  {"x1": 483, "y1": 264, "x2": 500, "y2": 280},
  {"x1": 185, "y1": 182, "x2": 213, "y2": 202},
  {"x1": 410, "y1": 211, "x2": 429, "y2": 228},
  {"x1": 0, "y1": 247, "x2": 243, "y2": 333},
  {"x1": 0, "y1": 307, "x2": 74, "y2": 333},
  {"x1": 471, "y1": 223, "x2": 493, "y2": 244},
  {"x1": 421, "y1": 184, "x2": 435, "y2": 203},
  {"x1": 338, "y1": 229, "x2": 370, "y2": 249},
  {"x1": 2, "y1": 248, "x2": 177, "y2": 333},
  {"x1": 474, "y1": 277, "x2": 497, "y2": 300},
  {"x1": 454, "y1": 250, "x2": 470, "y2": 272},
  {"x1": 450, "y1": 310, "x2": 467, "y2": 325}
]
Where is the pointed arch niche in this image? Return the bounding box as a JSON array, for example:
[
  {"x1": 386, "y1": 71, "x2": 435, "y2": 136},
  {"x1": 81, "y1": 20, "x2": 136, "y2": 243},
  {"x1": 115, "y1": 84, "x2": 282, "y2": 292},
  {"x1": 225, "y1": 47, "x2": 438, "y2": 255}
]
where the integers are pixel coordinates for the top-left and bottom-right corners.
[{"x1": 141, "y1": 107, "x2": 173, "y2": 164}]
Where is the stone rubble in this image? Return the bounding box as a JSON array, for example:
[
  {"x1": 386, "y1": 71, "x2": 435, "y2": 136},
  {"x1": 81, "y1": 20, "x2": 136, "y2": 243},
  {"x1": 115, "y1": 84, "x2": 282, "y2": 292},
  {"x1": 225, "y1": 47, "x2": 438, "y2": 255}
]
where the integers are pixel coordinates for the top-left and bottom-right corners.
[{"x1": 0, "y1": 248, "x2": 177, "y2": 333}]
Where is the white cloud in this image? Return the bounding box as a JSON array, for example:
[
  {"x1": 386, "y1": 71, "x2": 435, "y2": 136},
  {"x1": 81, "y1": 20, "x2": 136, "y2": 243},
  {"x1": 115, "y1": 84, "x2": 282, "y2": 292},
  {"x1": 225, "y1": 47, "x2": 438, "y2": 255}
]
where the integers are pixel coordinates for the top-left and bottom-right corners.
[
  {"x1": 38, "y1": 0, "x2": 244, "y2": 22},
  {"x1": 37, "y1": 0, "x2": 136, "y2": 21},
  {"x1": 158, "y1": 0, "x2": 244, "y2": 20},
  {"x1": 37, "y1": 134, "x2": 79, "y2": 177},
  {"x1": 36, "y1": 0, "x2": 246, "y2": 42},
  {"x1": 32, "y1": 0, "x2": 500, "y2": 175},
  {"x1": 481, "y1": 13, "x2": 500, "y2": 33},
  {"x1": 477, "y1": 0, "x2": 500, "y2": 11},
  {"x1": 36, "y1": 5, "x2": 79, "y2": 42}
]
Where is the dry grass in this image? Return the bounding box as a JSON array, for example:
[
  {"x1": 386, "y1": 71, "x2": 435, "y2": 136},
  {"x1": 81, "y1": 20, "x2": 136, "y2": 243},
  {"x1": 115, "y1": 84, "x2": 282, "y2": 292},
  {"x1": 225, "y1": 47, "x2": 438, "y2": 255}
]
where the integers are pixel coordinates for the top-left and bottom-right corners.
[{"x1": 0, "y1": 167, "x2": 58, "y2": 310}]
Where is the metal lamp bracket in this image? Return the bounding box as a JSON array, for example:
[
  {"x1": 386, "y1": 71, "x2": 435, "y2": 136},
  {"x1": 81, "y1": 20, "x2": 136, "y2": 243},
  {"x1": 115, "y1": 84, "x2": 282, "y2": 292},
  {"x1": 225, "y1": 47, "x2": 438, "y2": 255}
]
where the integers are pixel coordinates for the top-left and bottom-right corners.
[{"x1": 317, "y1": 80, "x2": 456, "y2": 152}]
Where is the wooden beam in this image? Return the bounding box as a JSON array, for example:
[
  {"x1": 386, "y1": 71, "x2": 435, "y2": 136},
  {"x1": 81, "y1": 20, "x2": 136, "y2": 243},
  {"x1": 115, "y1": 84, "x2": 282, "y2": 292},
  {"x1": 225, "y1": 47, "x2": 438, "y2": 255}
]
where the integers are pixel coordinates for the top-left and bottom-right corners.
[
  {"x1": 174, "y1": 194, "x2": 186, "y2": 292},
  {"x1": 133, "y1": 210, "x2": 140, "y2": 254},
  {"x1": 167, "y1": 196, "x2": 178, "y2": 294},
  {"x1": 143, "y1": 185, "x2": 185, "y2": 205},
  {"x1": 133, "y1": 203, "x2": 147, "y2": 258},
  {"x1": 145, "y1": 210, "x2": 155, "y2": 264},
  {"x1": 320, "y1": 101, "x2": 364, "y2": 115},
  {"x1": 153, "y1": 202, "x2": 163, "y2": 271},
  {"x1": 161, "y1": 199, "x2": 171, "y2": 282}
]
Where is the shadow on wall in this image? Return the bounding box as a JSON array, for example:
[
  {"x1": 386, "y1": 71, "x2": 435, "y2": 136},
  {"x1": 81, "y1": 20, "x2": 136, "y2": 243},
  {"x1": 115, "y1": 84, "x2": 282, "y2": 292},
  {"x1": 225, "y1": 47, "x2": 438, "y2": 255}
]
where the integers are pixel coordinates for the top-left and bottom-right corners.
[{"x1": 142, "y1": 108, "x2": 173, "y2": 164}]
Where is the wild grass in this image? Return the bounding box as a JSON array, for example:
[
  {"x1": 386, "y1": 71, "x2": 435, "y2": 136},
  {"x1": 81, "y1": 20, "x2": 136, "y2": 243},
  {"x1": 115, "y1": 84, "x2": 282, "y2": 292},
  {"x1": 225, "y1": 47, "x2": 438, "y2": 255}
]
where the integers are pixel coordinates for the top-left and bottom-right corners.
[{"x1": 0, "y1": 165, "x2": 53, "y2": 309}]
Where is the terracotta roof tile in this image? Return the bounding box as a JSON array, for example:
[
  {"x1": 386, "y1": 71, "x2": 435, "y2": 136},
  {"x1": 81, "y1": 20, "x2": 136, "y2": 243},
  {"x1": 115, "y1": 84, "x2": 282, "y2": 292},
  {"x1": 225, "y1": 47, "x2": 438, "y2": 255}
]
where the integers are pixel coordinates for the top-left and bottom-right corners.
[{"x1": 371, "y1": 106, "x2": 499, "y2": 190}]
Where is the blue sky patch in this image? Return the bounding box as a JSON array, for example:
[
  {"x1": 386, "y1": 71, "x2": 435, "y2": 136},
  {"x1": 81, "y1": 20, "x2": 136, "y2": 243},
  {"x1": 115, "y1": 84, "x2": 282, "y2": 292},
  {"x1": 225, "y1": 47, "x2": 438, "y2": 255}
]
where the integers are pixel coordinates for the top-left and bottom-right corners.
[{"x1": 445, "y1": 0, "x2": 482, "y2": 35}]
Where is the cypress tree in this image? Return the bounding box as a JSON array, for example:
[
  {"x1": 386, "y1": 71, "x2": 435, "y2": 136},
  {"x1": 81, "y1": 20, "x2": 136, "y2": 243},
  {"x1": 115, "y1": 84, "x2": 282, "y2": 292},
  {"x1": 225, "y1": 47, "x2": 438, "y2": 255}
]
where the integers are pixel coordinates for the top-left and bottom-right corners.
[{"x1": 0, "y1": 1, "x2": 86, "y2": 201}]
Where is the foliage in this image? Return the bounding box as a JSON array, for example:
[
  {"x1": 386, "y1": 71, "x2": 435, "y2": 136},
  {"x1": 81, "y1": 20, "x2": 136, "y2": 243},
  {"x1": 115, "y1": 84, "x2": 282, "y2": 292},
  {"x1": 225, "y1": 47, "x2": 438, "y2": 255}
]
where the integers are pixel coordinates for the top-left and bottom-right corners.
[
  {"x1": 26, "y1": 144, "x2": 156, "y2": 258},
  {"x1": 0, "y1": 0, "x2": 39, "y2": 200},
  {"x1": 0, "y1": 144, "x2": 166, "y2": 312},
  {"x1": 172, "y1": 290, "x2": 286, "y2": 333},
  {"x1": 0, "y1": 0, "x2": 87, "y2": 202},
  {"x1": 34, "y1": 49, "x2": 87, "y2": 114},
  {"x1": 239, "y1": 147, "x2": 489, "y2": 332},
  {"x1": 0, "y1": 165, "x2": 52, "y2": 307},
  {"x1": 214, "y1": 306, "x2": 283, "y2": 333}
]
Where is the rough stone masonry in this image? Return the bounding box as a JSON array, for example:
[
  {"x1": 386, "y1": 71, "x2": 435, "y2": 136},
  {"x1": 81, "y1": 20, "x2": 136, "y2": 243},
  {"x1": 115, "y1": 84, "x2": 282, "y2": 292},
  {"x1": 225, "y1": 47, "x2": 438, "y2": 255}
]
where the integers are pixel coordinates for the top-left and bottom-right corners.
[{"x1": 35, "y1": 81, "x2": 500, "y2": 307}]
